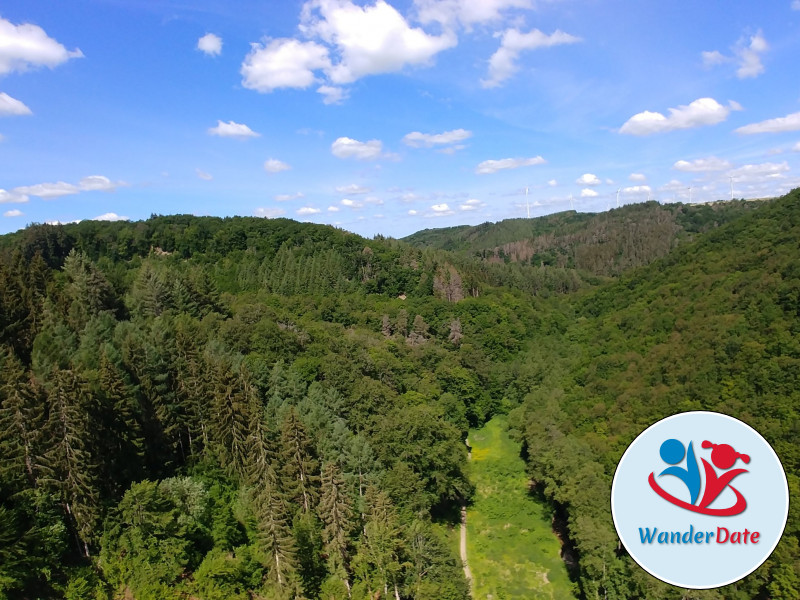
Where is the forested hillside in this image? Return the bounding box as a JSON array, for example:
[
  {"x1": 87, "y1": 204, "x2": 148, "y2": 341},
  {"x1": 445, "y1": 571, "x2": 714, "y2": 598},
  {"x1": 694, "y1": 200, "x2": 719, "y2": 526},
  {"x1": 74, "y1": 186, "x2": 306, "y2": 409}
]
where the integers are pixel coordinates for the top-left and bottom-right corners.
[
  {"x1": 0, "y1": 190, "x2": 798, "y2": 599},
  {"x1": 512, "y1": 188, "x2": 800, "y2": 598},
  {"x1": 0, "y1": 215, "x2": 544, "y2": 599},
  {"x1": 404, "y1": 200, "x2": 764, "y2": 277}
]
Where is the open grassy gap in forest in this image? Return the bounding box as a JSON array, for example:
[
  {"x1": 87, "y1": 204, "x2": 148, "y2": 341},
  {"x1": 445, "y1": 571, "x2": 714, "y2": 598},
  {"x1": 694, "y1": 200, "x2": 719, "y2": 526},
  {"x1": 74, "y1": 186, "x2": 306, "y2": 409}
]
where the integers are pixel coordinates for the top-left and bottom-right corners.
[{"x1": 466, "y1": 415, "x2": 576, "y2": 599}]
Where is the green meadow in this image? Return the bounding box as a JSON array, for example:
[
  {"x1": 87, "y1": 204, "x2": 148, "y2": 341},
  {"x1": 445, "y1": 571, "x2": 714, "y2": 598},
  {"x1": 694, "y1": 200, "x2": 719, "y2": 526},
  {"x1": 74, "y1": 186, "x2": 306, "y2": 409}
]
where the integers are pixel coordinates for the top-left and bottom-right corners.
[{"x1": 467, "y1": 415, "x2": 576, "y2": 599}]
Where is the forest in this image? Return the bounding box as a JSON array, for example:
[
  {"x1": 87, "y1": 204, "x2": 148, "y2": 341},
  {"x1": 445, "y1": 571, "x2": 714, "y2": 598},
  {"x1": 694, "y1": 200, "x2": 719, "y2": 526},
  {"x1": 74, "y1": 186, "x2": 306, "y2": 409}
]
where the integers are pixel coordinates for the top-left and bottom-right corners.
[{"x1": 0, "y1": 191, "x2": 798, "y2": 599}]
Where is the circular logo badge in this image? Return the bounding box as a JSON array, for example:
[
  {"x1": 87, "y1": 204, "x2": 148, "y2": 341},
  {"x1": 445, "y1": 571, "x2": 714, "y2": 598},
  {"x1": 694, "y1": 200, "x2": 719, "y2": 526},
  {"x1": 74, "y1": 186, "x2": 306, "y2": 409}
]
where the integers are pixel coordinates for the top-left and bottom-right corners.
[{"x1": 611, "y1": 411, "x2": 789, "y2": 589}]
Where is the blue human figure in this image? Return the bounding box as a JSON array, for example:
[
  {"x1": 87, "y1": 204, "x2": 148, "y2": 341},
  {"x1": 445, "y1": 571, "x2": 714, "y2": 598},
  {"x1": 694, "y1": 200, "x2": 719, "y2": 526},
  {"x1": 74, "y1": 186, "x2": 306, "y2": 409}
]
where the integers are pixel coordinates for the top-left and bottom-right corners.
[{"x1": 658, "y1": 439, "x2": 701, "y2": 505}]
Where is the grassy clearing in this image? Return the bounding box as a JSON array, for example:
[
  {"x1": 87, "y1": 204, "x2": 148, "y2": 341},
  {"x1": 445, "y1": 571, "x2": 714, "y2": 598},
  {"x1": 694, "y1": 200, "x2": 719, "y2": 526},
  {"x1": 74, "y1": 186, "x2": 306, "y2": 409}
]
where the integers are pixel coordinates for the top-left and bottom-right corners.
[{"x1": 467, "y1": 415, "x2": 576, "y2": 599}]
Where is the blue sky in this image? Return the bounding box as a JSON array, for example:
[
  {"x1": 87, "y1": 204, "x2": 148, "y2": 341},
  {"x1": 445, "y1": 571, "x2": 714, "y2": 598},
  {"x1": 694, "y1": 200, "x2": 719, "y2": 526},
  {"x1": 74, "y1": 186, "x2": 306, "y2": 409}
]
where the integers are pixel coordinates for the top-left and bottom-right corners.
[{"x1": 2, "y1": 0, "x2": 800, "y2": 237}]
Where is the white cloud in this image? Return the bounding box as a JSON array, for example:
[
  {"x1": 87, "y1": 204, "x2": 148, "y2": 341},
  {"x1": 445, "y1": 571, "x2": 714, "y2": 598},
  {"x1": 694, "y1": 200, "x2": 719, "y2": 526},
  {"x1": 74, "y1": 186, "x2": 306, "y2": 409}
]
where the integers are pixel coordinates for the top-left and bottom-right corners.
[
  {"x1": 620, "y1": 98, "x2": 735, "y2": 135},
  {"x1": 331, "y1": 136, "x2": 383, "y2": 160},
  {"x1": 660, "y1": 179, "x2": 687, "y2": 193},
  {"x1": 14, "y1": 181, "x2": 79, "y2": 199},
  {"x1": 622, "y1": 185, "x2": 651, "y2": 194},
  {"x1": 264, "y1": 158, "x2": 291, "y2": 173},
  {"x1": 402, "y1": 128, "x2": 472, "y2": 147},
  {"x1": 317, "y1": 84, "x2": 348, "y2": 104},
  {"x1": 197, "y1": 33, "x2": 222, "y2": 56},
  {"x1": 297, "y1": 206, "x2": 321, "y2": 215},
  {"x1": 3, "y1": 209, "x2": 23, "y2": 217},
  {"x1": 300, "y1": 0, "x2": 456, "y2": 85},
  {"x1": 336, "y1": 183, "x2": 372, "y2": 194},
  {"x1": 576, "y1": 173, "x2": 600, "y2": 186},
  {"x1": 481, "y1": 28, "x2": 580, "y2": 88},
  {"x1": 792, "y1": 142, "x2": 800, "y2": 152},
  {"x1": 728, "y1": 161, "x2": 790, "y2": 182},
  {"x1": 428, "y1": 202, "x2": 454, "y2": 216},
  {"x1": 0, "y1": 92, "x2": 32, "y2": 116},
  {"x1": 242, "y1": 38, "x2": 330, "y2": 92},
  {"x1": 437, "y1": 144, "x2": 466, "y2": 155},
  {"x1": 196, "y1": 169, "x2": 213, "y2": 181},
  {"x1": 673, "y1": 157, "x2": 732, "y2": 172},
  {"x1": 93, "y1": 212, "x2": 129, "y2": 222},
  {"x1": 459, "y1": 198, "x2": 485, "y2": 211},
  {"x1": 275, "y1": 192, "x2": 304, "y2": 201},
  {"x1": 208, "y1": 120, "x2": 260, "y2": 138},
  {"x1": 629, "y1": 173, "x2": 647, "y2": 182},
  {"x1": 365, "y1": 196, "x2": 383, "y2": 205},
  {"x1": 414, "y1": 0, "x2": 532, "y2": 28},
  {"x1": 701, "y1": 50, "x2": 727, "y2": 68},
  {"x1": 327, "y1": 205, "x2": 340, "y2": 212},
  {"x1": 341, "y1": 198, "x2": 363, "y2": 208},
  {"x1": 408, "y1": 209, "x2": 418, "y2": 215},
  {"x1": 735, "y1": 112, "x2": 800, "y2": 134},
  {"x1": 548, "y1": 179, "x2": 558, "y2": 186},
  {"x1": 736, "y1": 31, "x2": 768, "y2": 79},
  {"x1": 476, "y1": 156, "x2": 545, "y2": 174},
  {"x1": 255, "y1": 207, "x2": 287, "y2": 218},
  {"x1": 79, "y1": 175, "x2": 124, "y2": 192},
  {"x1": 580, "y1": 188, "x2": 598, "y2": 197},
  {"x1": 0, "y1": 17, "x2": 83, "y2": 75},
  {"x1": 431, "y1": 203, "x2": 450, "y2": 212}
]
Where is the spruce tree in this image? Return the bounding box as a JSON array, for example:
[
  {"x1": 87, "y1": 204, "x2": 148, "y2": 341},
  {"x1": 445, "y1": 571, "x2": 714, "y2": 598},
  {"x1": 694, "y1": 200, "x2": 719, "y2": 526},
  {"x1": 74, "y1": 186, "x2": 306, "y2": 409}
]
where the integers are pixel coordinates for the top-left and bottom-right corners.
[
  {"x1": 279, "y1": 409, "x2": 320, "y2": 514},
  {"x1": 319, "y1": 462, "x2": 354, "y2": 594}
]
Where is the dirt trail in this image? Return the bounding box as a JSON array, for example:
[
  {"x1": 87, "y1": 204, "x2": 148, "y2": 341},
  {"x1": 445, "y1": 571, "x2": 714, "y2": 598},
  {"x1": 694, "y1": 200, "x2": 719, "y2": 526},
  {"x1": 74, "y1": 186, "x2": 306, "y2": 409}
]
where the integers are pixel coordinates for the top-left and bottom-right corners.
[{"x1": 462, "y1": 438, "x2": 473, "y2": 594}]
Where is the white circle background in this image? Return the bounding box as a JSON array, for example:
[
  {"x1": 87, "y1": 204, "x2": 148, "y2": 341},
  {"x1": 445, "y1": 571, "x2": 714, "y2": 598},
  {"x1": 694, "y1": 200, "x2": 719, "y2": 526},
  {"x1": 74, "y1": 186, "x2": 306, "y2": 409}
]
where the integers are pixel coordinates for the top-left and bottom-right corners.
[{"x1": 611, "y1": 411, "x2": 789, "y2": 589}]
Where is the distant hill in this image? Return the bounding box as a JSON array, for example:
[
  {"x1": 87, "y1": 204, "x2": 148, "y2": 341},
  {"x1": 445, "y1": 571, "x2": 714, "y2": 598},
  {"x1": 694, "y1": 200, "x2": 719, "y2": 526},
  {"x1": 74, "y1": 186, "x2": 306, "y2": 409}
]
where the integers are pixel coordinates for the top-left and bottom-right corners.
[{"x1": 404, "y1": 200, "x2": 766, "y2": 276}]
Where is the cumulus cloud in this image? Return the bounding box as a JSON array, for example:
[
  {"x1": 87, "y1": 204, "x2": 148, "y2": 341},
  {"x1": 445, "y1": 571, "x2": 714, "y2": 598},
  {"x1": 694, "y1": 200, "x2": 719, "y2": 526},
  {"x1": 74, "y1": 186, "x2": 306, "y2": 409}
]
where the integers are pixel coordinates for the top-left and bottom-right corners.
[
  {"x1": 297, "y1": 206, "x2": 321, "y2": 215},
  {"x1": 0, "y1": 92, "x2": 32, "y2": 116},
  {"x1": 1, "y1": 188, "x2": 29, "y2": 204},
  {"x1": 208, "y1": 120, "x2": 260, "y2": 138},
  {"x1": 580, "y1": 188, "x2": 598, "y2": 197},
  {"x1": 576, "y1": 173, "x2": 600, "y2": 186},
  {"x1": 414, "y1": 0, "x2": 532, "y2": 28},
  {"x1": 428, "y1": 203, "x2": 454, "y2": 216},
  {"x1": 673, "y1": 157, "x2": 732, "y2": 172},
  {"x1": 736, "y1": 31, "x2": 768, "y2": 78},
  {"x1": 481, "y1": 28, "x2": 580, "y2": 88},
  {"x1": 3, "y1": 209, "x2": 23, "y2": 217},
  {"x1": 629, "y1": 173, "x2": 646, "y2": 182},
  {"x1": 14, "y1": 181, "x2": 79, "y2": 199},
  {"x1": 735, "y1": 112, "x2": 800, "y2": 134},
  {"x1": 702, "y1": 31, "x2": 768, "y2": 79},
  {"x1": 196, "y1": 169, "x2": 213, "y2": 181},
  {"x1": 93, "y1": 212, "x2": 129, "y2": 221},
  {"x1": 622, "y1": 185, "x2": 651, "y2": 194},
  {"x1": 300, "y1": 0, "x2": 456, "y2": 85},
  {"x1": 459, "y1": 198, "x2": 485, "y2": 211},
  {"x1": 197, "y1": 33, "x2": 222, "y2": 56},
  {"x1": 402, "y1": 128, "x2": 472, "y2": 148},
  {"x1": 620, "y1": 98, "x2": 736, "y2": 135},
  {"x1": 317, "y1": 85, "x2": 348, "y2": 104},
  {"x1": 476, "y1": 156, "x2": 545, "y2": 174},
  {"x1": 331, "y1": 136, "x2": 383, "y2": 160},
  {"x1": 728, "y1": 161, "x2": 790, "y2": 182},
  {"x1": 255, "y1": 207, "x2": 287, "y2": 218},
  {"x1": 340, "y1": 198, "x2": 363, "y2": 208},
  {"x1": 264, "y1": 159, "x2": 291, "y2": 174},
  {"x1": 79, "y1": 175, "x2": 124, "y2": 192},
  {"x1": 327, "y1": 205, "x2": 340, "y2": 212},
  {"x1": 408, "y1": 209, "x2": 418, "y2": 215},
  {"x1": 0, "y1": 17, "x2": 83, "y2": 75},
  {"x1": 336, "y1": 183, "x2": 372, "y2": 194},
  {"x1": 793, "y1": 142, "x2": 800, "y2": 152},
  {"x1": 365, "y1": 196, "x2": 383, "y2": 205},
  {"x1": 242, "y1": 38, "x2": 330, "y2": 92},
  {"x1": 548, "y1": 179, "x2": 558, "y2": 186},
  {"x1": 275, "y1": 192, "x2": 304, "y2": 201}
]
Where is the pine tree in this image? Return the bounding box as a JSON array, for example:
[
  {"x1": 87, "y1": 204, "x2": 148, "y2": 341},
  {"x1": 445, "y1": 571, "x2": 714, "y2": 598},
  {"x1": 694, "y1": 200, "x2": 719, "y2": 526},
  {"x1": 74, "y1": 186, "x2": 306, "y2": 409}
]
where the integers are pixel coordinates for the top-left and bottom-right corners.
[
  {"x1": 206, "y1": 352, "x2": 251, "y2": 478},
  {"x1": 279, "y1": 409, "x2": 320, "y2": 514},
  {"x1": 41, "y1": 368, "x2": 101, "y2": 557},
  {"x1": 319, "y1": 462, "x2": 354, "y2": 594}
]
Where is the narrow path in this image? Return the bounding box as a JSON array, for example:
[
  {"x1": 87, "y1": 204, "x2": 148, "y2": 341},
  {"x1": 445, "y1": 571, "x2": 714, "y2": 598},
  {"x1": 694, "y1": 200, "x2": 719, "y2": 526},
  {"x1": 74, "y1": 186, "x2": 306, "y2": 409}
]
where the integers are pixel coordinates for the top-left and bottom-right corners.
[{"x1": 462, "y1": 437, "x2": 473, "y2": 594}]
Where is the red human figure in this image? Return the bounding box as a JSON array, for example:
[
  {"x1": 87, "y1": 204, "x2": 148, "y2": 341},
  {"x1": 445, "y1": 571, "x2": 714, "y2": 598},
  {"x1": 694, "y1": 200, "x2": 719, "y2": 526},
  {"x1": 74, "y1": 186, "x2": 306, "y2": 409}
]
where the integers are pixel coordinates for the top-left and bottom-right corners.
[{"x1": 698, "y1": 441, "x2": 750, "y2": 509}]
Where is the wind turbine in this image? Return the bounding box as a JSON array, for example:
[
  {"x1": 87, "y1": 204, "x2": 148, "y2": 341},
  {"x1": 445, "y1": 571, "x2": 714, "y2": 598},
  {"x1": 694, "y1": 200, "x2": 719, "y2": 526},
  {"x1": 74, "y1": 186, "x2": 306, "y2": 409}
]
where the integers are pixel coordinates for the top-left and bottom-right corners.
[
  {"x1": 569, "y1": 193, "x2": 574, "y2": 211},
  {"x1": 616, "y1": 188, "x2": 621, "y2": 209},
  {"x1": 525, "y1": 185, "x2": 530, "y2": 218},
  {"x1": 687, "y1": 185, "x2": 693, "y2": 203},
  {"x1": 729, "y1": 176, "x2": 734, "y2": 201}
]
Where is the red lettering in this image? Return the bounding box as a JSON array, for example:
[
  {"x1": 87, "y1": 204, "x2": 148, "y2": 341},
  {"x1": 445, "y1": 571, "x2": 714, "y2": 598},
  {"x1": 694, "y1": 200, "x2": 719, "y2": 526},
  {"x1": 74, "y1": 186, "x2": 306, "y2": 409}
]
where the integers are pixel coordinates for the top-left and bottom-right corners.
[{"x1": 716, "y1": 527, "x2": 729, "y2": 543}]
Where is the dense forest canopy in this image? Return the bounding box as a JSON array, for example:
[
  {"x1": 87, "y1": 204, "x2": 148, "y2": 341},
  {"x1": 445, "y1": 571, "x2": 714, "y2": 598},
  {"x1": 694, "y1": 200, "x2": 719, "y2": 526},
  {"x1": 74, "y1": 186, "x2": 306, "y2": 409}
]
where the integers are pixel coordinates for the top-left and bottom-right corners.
[{"x1": 0, "y1": 191, "x2": 798, "y2": 599}]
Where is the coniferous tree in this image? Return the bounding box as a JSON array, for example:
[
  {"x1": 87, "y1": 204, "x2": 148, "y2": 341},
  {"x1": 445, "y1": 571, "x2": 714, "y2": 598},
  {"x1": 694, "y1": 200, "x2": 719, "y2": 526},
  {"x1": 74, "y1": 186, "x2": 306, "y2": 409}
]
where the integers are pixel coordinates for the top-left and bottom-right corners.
[
  {"x1": 206, "y1": 352, "x2": 251, "y2": 478},
  {"x1": 319, "y1": 462, "x2": 354, "y2": 594},
  {"x1": 279, "y1": 409, "x2": 320, "y2": 514}
]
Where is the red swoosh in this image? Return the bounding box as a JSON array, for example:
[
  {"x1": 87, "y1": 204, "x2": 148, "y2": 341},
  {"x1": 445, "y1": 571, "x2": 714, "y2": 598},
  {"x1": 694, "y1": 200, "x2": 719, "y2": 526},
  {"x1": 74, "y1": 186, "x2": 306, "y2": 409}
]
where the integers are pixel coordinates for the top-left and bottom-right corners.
[{"x1": 648, "y1": 472, "x2": 747, "y2": 516}]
